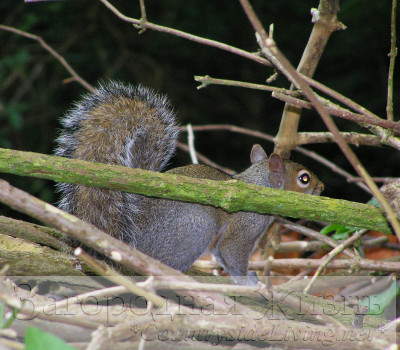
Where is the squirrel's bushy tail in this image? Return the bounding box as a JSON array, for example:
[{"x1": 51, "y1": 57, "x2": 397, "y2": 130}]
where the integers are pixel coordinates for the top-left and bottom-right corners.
[{"x1": 55, "y1": 81, "x2": 179, "y2": 242}]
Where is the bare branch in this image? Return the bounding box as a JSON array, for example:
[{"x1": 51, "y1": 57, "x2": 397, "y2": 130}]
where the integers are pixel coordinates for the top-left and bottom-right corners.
[
  {"x1": 387, "y1": 0, "x2": 398, "y2": 121},
  {"x1": 193, "y1": 257, "x2": 400, "y2": 273},
  {"x1": 272, "y1": 91, "x2": 400, "y2": 133},
  {"x1": 100, "y1": 0, "x2": 272, "y2": 67},
  {"x1": 0, "y1": 25, "x2": 94, "y2": 92}
]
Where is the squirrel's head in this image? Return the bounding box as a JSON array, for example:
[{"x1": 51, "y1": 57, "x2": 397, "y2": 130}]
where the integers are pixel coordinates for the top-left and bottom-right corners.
[{"x1": 250, "y1": 144, "x2": 324, "y2": 195}]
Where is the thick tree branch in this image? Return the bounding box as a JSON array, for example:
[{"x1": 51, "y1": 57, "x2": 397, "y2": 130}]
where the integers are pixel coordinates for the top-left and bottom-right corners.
[
  {"x1": 273, "y1": 0, "x2": 345, "y2": 157},
  {"x1": 0, "y1": 148, "x2": 392, "y2": 234}
]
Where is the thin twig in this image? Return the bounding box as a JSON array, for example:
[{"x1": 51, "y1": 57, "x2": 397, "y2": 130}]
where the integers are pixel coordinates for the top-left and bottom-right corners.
[
  {"x1": 303, "y1": 229, "x2": 367, "y2": 294},
  {"x1": 193, "y1": 256, "x2": 400, "y2": 273},
  {"x1": 296, "y1": 132, "x2": 382, "y2": 147},
  {"x1": 363, "y1": 125, "x2": 400, "y2": 151},
  {"x1": 387, "y1": 0, "x2": 397, "y2": 121},
  {"x1": 276, "y1": 217, "x2": 356, "y2": 258},
  {"x1": 74, "y1": 247, "x2": 166, "y2": 308},
  {"x1": 347, "y1": 177, "x2": 398, "y2": 183},
  {"x1": 0, "y1": 25, "x2": 94, "y2": 92},
  {"x1": 272, "y1": 91, "x2": 400, "y2": 133},
  {"x1": 186, "y1": 124, "x2": 198, "y2": 164},
  {"x1": 100, "y1": 0, "x2": 272, "y2": 67},
  {"x1": 194, "y1": 75, "x2": 299, "y2": 96},
  {"x1": 138, "y1": 0, "x2": 147, "y2": 26},
  {"x1": 277, "y1": 235, "x2": 389, "y2": 253},
  {"x1": 300, "y1": 74, "x2": 382, "y2": 120},
  {"x1": 38, "y1": 285, "x2": 127, "y2": 312}
]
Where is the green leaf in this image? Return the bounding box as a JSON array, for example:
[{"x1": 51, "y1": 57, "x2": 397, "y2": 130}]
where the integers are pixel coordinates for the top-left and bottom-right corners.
[
  {"x1": 359, "y1": 280, "x2": 399, "y2": 316},
  {"x1": 331, "y1": 231, "x2": 350, "y2": 241},
  {"x1": 25, "y1": 327, "x2": 78, "y2": 350},
  {"x1": 0, "y1": 303, "x2": 18, "y2": 329},
  {"x1": 320, "y1": 224, "x2": 344, "y2": 235},
  {"x1": 3, "y1": 308, "x2": 18, "y2": 329},
  {"x1": 321, "y1": 224, "x2": 357, "y2": 240}
]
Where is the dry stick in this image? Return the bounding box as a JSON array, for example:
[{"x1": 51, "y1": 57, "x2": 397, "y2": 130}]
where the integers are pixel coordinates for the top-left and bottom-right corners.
[
  {"x1": 0, "y1": 179, "x2": 258, "y2": 317},
  {"x1": 0, "y1": 25, "x2": 94, "y2": 92},
  {"x1": 301, "y1": 75, "x2": 400, "y2": 150},
  {"x1": 348, "y1": 177, "x2": 398, "y2": 184},
  {"x1": 303, "y1": 229, "x2": 367, "y2": 294},
  {"x1": 296, "y1": 132, "x2": 381, "y2": 147},
  {"x1": 272, "y1": 91, "x2": 400, "y2": 133},
  {"x1": 141, "y1": 279, "x2": 264, "y2": 296},
  {"x1": 363, "y1": 124, "x2": 400, "y2": 151},
  {"x1": 4, "y1": 6, "x2": 396, "y2": 163},
  {"x1": 74, "y1": 247, "x2": 166, "y2": 308},
  {"x1": 273, "y1": 0, "x2": 344, "y2": 158},
  {"x1": 239, "y1": 0, "x2": 400, "y2": 242},
  {"x1": 138, "y1": 0, "x2": 147, "y2": 26},
  {"x1": 99, "y1": 0, "x2": 272, "y2": 68},
  {"x1": 278, "y1": 235, "x2": 389, "y2": 253},
  {"x1": 301, "y1": 75, "x2": 381, "y2": 120},
  {"x1": 193, "y1": 257, "x2": 400, "y2": 273},
  {"x1": 183, "y1": 123, "x2": 274, "y2": 141},
  {"x1": 387, "y1": 0, "x2": 397, "y2": 121},
  {"x1": 38, "y1": 285, "x2": 127, "y2": 313},
  {"x1": 194, "y1": 75, "x2": 298, "y2": 96}
]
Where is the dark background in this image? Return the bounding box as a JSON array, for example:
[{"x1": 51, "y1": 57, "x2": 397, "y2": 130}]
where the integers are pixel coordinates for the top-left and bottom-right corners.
[{"x1": 0, "y1": 0, "x2": 399, "y2": 221}]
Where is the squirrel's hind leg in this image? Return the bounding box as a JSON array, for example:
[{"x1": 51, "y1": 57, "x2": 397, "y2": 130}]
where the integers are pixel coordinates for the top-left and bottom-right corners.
[{"x1": 135, "y1": 199, "x2": 217, "y2": 272}]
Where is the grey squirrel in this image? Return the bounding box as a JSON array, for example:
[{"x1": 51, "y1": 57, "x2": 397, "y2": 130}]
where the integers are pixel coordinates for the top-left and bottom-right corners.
[{"x1": 55, "y1": 81, "x2": 324, "y2": 285}]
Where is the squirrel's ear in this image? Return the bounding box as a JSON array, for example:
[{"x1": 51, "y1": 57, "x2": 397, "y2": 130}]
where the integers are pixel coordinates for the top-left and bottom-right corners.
[
  {"x1": 268, "y1": 153, "x2": 284, "y2": 188},
  {"x1": 250, "y1": 144, "x2": 268, "y2": 164}
]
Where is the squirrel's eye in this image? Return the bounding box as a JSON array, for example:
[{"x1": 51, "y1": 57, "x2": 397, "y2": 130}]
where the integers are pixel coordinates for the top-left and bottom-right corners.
[{"x1": 297, "y1": 171, "x2": 311, "y2": 188}]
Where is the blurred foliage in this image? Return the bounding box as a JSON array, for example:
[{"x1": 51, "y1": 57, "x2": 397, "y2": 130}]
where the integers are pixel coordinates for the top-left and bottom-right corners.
[{"x1": 0, "y1": 0, "x2": 399, "y2": 221}]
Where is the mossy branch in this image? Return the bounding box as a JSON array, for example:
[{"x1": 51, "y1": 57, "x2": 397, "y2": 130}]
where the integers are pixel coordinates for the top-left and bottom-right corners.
[
  {"x1": 0, "y1": 234, "x2": 85, "y2": 276},
  {"x1": 0, "y1": 147, "x2": 391, "y2": 234}
]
